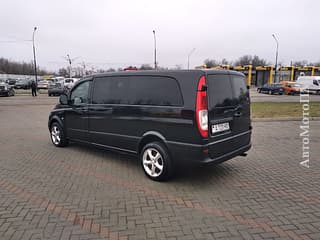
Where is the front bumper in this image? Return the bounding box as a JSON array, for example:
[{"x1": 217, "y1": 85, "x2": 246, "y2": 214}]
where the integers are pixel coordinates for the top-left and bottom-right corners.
[{"x1": 0, "y1": 90, "x2": 9, "y2": 96}]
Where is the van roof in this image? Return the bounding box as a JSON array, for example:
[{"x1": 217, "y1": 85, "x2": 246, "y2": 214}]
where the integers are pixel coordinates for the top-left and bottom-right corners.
[{"x1": 89, "y1": 69, "x2": 245, "y2": 78}]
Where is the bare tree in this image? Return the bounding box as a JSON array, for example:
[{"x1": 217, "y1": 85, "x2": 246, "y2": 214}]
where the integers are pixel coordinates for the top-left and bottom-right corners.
[
  {"x1": 293, "y1": 60, "x2": 309, "y2": 67},
  {"x1": 58, "y1": 68, "x2": 68, "y2": 76},
  {"x1": 234, "y1": 55, "x2": 268, "y2": 67},
  {"x1": 0, "y1": 57, "x2": 51, "y2": 75},
  {"x1": 204, "y1": 59, "x2": 219, "y2": 68}
]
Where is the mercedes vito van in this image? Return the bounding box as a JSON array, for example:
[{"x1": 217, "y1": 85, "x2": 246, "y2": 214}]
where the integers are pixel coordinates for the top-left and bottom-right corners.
[{"x1": 48, "y1": 70, "x2": 252, "y2": 181}]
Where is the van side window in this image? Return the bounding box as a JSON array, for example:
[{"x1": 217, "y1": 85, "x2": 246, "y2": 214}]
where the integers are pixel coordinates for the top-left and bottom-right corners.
[
  {"x1": 208, "y1": 74, "x2": 234, "y2": 108},
  {"x1": 313, "y1": 80, "x2": 319, "y2": 86},
  {"x1": 128, "y1": 76, "x2": 182, "y2": 106},
  {"x1": 231, "y1": 75, "x2": 248, "y2": 103},
  {"x1": 70, "y1": 81, "x2": 90, "y2": 105},
  {"x1": 92, "y1": 76, "x2": 183, "y2": 106},
  {"x1": 92, "y1": 77, "x2": 129, "y2": 104}
]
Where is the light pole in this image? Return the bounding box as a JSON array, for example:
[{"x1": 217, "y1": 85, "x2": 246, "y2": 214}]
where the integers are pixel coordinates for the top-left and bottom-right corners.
[
  {"x1": 272, "y1": 34, "x2": 279, "y2": 82},
  {"x1": 187, "y1": 48, "x2": 196, "y2": 70},
  {"x1": 67, "y1": 54, "x2": 72, "y2": 78},
  {"x1": 153, "y1": 30, "x2": 157, "y2": 70},
  {"x1": 32, "y1": 27, "x2": 38, "y2": 90}
]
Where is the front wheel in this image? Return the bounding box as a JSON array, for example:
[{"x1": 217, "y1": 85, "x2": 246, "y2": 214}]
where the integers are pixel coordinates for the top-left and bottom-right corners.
[
  {"x1": 141, "y1": 142, "x2": 173, "y2": 181},
  {"x1": 50, "y1": 122, "x2": 68, "y2": 147}
]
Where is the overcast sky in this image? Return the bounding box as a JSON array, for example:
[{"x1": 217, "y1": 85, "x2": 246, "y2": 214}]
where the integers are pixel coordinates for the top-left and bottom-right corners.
[{"x1": 0, "y1": 0, "x2": 319, "y2": 71}]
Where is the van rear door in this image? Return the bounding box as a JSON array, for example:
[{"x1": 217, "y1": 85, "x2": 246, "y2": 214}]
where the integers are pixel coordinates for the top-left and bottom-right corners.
[{"x1": 206, "y1": 73, "x2": 251, "y2": 160}]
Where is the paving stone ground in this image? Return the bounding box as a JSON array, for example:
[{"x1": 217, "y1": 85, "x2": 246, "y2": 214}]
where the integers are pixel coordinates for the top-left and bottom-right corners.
[{"x1": 0, "y1": 96, "x2": 319, "y2": 240}]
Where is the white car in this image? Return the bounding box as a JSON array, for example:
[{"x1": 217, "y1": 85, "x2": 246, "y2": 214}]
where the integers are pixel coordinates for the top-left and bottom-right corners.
[
  {"x1": 64, "y1": 78, "x2": 79, "y2": 89},
  {"x1": 37, "y1": 80, "x2": 49, "y2": 89},
  {"x1": 296, "y1": 76, "x2": 320, "y2": 94}
]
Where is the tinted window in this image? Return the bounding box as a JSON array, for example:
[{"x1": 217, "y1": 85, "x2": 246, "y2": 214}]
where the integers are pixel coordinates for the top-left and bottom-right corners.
[
  {"x1": 92, "y1": 77, "x2": 129, "y2": 104},
  {"x1": 208, "y1": 74, "x2": 234, "y2": 108},
  {"x1": 70, "y1": 81, "x2": 90, "y2": 105},
  {"x1": 313, "y1": 80, "x2": 319, "y2": 86},
  {"x1": 92, "y1": 76, "x2": 183, "y2": 106},
  {"x1": 231, "y1": 75, "x2": 248, "y2": 103}
]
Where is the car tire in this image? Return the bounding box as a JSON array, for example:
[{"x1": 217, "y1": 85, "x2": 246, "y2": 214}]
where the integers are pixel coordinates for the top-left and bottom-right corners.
[
  {"x1": 50, "y1": 122, "x2": 68, "y2": 147},
  {"x1": 140, "y1": 142, "x2": 173, "y2": 181}
]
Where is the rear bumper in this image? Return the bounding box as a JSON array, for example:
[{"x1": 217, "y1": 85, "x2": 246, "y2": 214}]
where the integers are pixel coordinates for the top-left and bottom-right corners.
[{"x1": 166, "y1": 130, "x2": 252, "y2": 165}]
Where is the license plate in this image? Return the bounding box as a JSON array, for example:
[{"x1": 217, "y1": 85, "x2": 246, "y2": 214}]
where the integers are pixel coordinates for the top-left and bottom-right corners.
[{"x1": 212, "y1": 122, "x2": 230, "y2": 134}]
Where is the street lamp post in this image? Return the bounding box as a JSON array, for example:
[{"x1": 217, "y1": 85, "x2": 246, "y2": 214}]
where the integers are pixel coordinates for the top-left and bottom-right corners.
[
  {"x1": 187, "y1": 48, "x2": 196, "y2": 70},
  {"x1": 67, "y1": 54, "x2": 72, "y2": 78},
  {"x1": 32, "y1": 27, "x2": 38, "y2": 90},
  {"x1": 272, "y1": 34, "x2": 279, "y2": 82},
  {"x1": 153, "y1": 30, "x2": 157, "y2": 70}
]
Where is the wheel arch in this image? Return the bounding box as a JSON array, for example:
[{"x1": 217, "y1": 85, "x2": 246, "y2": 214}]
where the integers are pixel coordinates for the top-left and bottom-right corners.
[
  {"x1": 48, "y1": 116, "x2": 64, "y2": 131},
  {"x1": 138, "y1": 131, "x2": 167, "y2": 155}
]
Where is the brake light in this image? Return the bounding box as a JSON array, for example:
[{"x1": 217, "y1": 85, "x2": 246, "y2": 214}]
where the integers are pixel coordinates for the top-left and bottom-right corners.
[{"x1": 196, "y1": 76, "x2": 208, "y2": 138}]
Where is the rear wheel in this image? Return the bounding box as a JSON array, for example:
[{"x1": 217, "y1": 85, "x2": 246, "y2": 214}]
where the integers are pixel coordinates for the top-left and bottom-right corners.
[
  {"x1": 50, "y1": 122, "x2": 68, "y2": 147},
  {"x1": 140, "y1": 142, "x2": 173, "y2": 181}
]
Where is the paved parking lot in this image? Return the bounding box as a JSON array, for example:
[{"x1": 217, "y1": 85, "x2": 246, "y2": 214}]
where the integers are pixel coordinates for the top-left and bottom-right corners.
[{"x1": 0, "y1": 97, "x2": 319, "y2": 240}]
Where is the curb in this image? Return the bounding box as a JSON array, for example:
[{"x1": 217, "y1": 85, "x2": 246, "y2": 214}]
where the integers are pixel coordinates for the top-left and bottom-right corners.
[{"x1": 252, "y1": 117, "x2": 320, "y2": 122}]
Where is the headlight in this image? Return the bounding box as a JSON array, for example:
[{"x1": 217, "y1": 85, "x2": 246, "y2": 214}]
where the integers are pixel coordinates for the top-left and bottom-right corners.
[{"x1": 4, "y1": 86, "x2": 7, "y2": 90}]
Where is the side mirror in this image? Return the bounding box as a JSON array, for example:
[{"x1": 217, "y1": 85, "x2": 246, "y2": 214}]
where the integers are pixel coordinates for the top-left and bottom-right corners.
[{"x1": 59, "y1": 94, "x2": 69, "y2": 105}]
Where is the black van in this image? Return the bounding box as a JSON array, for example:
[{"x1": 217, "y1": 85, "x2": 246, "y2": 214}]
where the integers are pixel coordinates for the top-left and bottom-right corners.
[{"x1": 48, "y1": 70, "x2": 251, "y2": 181}]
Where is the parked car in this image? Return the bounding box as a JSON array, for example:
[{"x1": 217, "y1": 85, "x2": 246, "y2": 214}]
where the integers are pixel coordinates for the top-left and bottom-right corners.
[
  {"x1": 48, "y1": 70, "x2": 252, "y2": 181},
  {"x1": 296, "y1": 76, "x2": 320, "y2": 94},
  {"x1": 37, "y1": 80, "x2": 49, "y2": 89},
  {"x1": 6, "y1": 78, "x2": 17, "y2": 86},
  {"x1": 0, "y1": 79, "x2": 15, "y2": 97},
  {"x1": 48, "y1": 82, "x2": 65, "y2": 96},
  {"x1": 63, "y1": 78, "x2": 79, "y2": 89},
  {"x1": 15, "y1": 79, "x2": 32, "y2": 89},
  {"x1": 283, "y1": 82, "x2": 301, "y2": 95},
  {"x1": 257, "y1": 83, "x2": 284, "y2": 95}
]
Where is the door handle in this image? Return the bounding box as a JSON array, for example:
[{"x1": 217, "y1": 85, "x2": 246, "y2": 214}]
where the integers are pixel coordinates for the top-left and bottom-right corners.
[{"x1": 234, "y1": 112, "x2": 242, "y2": 117}]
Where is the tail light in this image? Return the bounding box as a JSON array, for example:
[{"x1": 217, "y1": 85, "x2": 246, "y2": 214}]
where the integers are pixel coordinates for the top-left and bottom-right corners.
[{"x1": 196, "y1": 76, "x2": 208, "y2": 138}]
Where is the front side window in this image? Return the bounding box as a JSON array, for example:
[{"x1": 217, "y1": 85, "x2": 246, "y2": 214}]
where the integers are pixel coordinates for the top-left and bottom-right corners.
[{"x1": 70, "y1": 81, "x2": 90, "y2": 105}]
